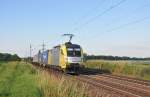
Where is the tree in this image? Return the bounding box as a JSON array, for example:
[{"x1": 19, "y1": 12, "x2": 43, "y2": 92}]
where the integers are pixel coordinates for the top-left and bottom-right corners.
[{"x1": 0, "y1": 53, "x2": 21, "y2": 61}]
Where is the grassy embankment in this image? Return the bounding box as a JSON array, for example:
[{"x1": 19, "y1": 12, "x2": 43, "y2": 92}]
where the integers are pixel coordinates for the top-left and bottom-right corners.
[
  {"x1": 0, "y1": 62, "x2": 87, "y2": 97},
  {"x1": 84, "y1": 60, "x2": 150, "y2": 80},
  {"x1": 1, "y1": 60, "x2": 149, "y2": 97}
]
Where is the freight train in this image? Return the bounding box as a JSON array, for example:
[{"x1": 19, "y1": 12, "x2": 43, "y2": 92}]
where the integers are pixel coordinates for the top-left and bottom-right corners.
[{"x1": 33, "y1": 42, "x2": 84, "y2": 73}]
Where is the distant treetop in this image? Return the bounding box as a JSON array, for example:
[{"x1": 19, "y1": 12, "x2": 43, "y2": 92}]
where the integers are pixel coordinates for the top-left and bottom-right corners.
[
  {"x1": 84, "y1": 54, "x2": 150, "y2": 61},
  {"x1": 0, "y1": 53, "x2": 21, "y2": 61}
]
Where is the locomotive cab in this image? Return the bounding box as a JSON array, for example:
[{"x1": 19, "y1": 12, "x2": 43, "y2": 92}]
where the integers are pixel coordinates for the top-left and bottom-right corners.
[{"x1": 63, "y1": 42, "x2": 83, "y2": 73}]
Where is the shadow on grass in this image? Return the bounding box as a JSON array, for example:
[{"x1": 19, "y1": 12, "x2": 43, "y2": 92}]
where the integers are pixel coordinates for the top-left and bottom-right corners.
[
  {"x1": 32, "y1": 62, "x2": 111, "y2": 76},
  {"x1": 0, "y1": 93, "x2": 11, "y2": 97},
  {"x1": 79, "y1": 67, "x2": 111, "y2": 75}
]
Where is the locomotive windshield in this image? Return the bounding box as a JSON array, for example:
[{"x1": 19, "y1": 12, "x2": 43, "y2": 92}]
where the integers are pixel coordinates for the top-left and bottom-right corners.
[{"x1": 67, "y1": 48, "x2": 81, "y2": 57}]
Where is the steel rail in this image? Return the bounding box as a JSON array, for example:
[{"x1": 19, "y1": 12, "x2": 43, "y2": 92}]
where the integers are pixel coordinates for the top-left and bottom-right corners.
[{"x1": 77, "y1": 75, "x2": 141, "y2": 97}]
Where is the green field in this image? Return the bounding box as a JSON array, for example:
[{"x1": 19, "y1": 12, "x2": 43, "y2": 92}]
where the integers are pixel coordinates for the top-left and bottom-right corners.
[
  {"x1": 0, "y1": 62, "x2": 87, "y2": 97},
  {"x1": 0, "y1": 62, "x2": 41, "y2": 97},
  {"x1": 1, "y1": 61, "x2": 149, "y2": 97},
  {"x1": 84, "y1": 60, "x2": 150, "y2": 80}
]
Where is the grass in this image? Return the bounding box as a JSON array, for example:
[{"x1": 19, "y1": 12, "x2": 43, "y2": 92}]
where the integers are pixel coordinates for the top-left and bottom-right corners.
[
  {"x1": 84, "y1": 60, "x2": 150, "y2": 80},
  {"x1": 36, "y1": 71, "x2": 88, "y2": 97},
  {"x1": 0, "y1": 61, "x2": 41, "y2": 97},
  {"x1": 1, "y1": 60, "x2": 149, "y2": 97},
  {"x1": 0, "y1": 61, "x2": 88, "y2": 97}
]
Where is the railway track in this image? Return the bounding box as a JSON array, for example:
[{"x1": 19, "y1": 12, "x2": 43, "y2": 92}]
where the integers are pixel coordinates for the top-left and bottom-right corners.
[
  {"x1": 78, "y1": 74, "x2": 150, "y2": 97},
  {"x1": 77, "y1": 75, "x2": 141, "y2": 97},
  {"x1": 101, "y1": 74, "x2": 150, "y2": 86},
  {"x1": 93, "y1": 75, "x2": 150, "y2": 92},
  {"x1": 32, "y1": 63, "x2": 150, "y2": 97}
]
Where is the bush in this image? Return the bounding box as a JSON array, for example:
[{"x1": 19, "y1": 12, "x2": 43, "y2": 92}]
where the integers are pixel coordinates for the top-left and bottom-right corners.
[
  {"x1": 0, "y1": 53, "x2": 21, "y2": 61},
  {"x1": 140, "y1": 67, "x2": 150, "y2": 77}
]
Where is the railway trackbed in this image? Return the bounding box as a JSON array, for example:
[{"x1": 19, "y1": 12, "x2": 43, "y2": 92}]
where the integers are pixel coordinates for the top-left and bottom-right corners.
[
  {"x1": 32, "y1": 64, "x2": 150, "y2": 97},
  {"x1": 100, "y1": 74, "x2": 150, "y2": 86},
  {"x1": 77, "y1": 74, "x2": 150, "y2": 97}
]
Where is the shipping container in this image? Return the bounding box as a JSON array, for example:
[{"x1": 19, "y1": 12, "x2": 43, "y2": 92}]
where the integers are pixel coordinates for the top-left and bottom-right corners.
[
  {"x1": 51, "y1": 46, "x2": 60, "y2": 66},
  {"x1": 41, "y1": 50, "x2": 49, "y2": 65},
  {"x1": 38, "y1": 51, "x2": 42, "y2": 63},
  {"x1": 33, "y1": 54, "x2": 38, "y2": 63}
]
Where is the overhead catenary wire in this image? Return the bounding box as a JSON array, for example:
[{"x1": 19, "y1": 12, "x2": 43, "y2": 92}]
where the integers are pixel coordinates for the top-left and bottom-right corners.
[
  {"x1": 106, "y1": 15, "x2": 150, "y2": 33},
  {"x1": 32, "y1": 35, "x2": 62, "y2": 54},
  {"x1": 103, "y1": 1, "x2": 150, "y2": 28},
  {"x1": 31, "y1": 34, "x2": 75, "y2": 56},
  {"x1": 88, "y1": 15, "x2": 150, "y2": 41},
  {"x1": 31, "y1": 1, "x2": 150, "y2": 56},
  {"x1": 71, "y1": 0, "x2": 150, "y2": 37},
  {"x1": 73, "y1": 0, "x2": 106, "y2": 25},
  {"x1": 134, "y1": 1, "x2": 150, "y2": 11},
  {"x1": 72, "y1": 0, "x2": 127, "y2": 33}
]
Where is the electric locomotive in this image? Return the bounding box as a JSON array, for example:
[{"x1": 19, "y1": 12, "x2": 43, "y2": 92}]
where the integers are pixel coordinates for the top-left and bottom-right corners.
[{"x1": 33, "y1": 34, "x2": 84, "y2": 73}]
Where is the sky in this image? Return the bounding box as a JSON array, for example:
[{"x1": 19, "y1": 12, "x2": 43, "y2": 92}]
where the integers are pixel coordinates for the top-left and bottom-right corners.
[{"x1": 0, "y1": 0, "x2": 150, "y2": 57}]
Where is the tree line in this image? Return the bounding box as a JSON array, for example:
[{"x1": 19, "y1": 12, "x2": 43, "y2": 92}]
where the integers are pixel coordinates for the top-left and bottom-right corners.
[
  {"x1": 84, "y1": 54, "x2": 150, "y2": 61},
  {"x1": 0, "y1": 53, "x2": 21, "y2": 61}
]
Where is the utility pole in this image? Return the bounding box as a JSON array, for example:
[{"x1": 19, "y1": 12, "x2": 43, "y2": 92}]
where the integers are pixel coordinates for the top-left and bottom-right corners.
[
  {"x1": 42, "y1": 41, "x2": 46, "y2": 53},
  {"x1": 30, "y1": 44, "x2": 32, "y2": 62},
  {"x1": 41, "y1": 41, "x2": 46, "y2": 65}
]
